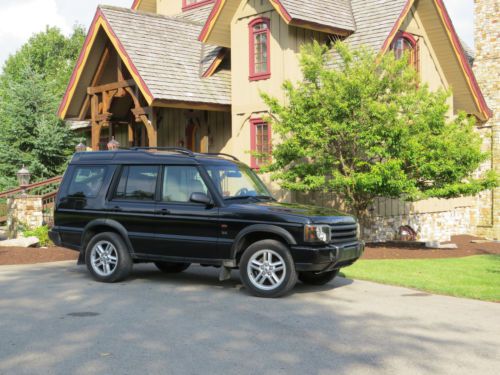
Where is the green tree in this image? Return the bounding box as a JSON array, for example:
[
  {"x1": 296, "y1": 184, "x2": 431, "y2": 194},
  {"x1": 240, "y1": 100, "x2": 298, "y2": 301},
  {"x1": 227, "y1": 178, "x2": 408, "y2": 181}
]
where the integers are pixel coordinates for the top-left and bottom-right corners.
[
  {"x1": 0, "y1": 26, "x2": 85, "y2": 190},
  {"x1": 261, "y1": 41, "x2": 497, "y2": 217}
]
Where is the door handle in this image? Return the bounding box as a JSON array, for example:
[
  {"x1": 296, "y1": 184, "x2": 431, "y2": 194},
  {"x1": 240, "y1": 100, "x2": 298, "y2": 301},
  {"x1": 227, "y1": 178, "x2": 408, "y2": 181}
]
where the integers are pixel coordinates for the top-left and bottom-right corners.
[
  {"x1": 156, "y1": 208, "x2": 170, "y2": 215},
  {"x1": 112, "y1": 206, "x2": 122, "y2": 212}
]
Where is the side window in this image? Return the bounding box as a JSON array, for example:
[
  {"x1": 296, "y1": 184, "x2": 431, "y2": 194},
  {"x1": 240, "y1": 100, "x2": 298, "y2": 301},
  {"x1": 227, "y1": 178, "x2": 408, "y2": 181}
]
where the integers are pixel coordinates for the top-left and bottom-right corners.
[
  {"x1": 249, "y1": 17, "x2": 271, "y2": 81},
  {"x1": 162, "y1": 166, "x2": 208, "y2": 203},
  {"x1": 67, "y1": 166, "x2": 106, "y2": 198},
  {"x1": 114, "y1": 165, "x2": 159, "y2": 201}
]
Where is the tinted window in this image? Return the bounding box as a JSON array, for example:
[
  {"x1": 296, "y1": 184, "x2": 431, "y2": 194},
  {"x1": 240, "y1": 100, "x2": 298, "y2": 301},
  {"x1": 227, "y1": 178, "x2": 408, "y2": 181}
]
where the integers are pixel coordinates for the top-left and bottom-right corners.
[
  {"x1": 67, "y1": 166, "x2": 106, "y2": 198},
  {"x1": 114, "y1": 165, "x2": 159, "y2": 201},
  {"x1": 162, "y1": 166, "x2": 208, "y2": 203}
]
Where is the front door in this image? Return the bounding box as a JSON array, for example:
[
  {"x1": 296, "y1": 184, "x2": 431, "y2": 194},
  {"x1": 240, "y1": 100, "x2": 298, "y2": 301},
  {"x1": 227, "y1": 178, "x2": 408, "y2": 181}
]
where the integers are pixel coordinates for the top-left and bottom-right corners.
[{"x1": 152, "y1": 165, "x2": 221, "y2": 260}]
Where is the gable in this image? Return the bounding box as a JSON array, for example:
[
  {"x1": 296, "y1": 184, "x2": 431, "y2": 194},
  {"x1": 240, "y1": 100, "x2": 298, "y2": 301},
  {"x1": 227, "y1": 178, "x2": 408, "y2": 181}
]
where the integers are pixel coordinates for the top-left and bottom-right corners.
[
  {"x1": 200, "y1": 0, "x2": 355, "y2": 46},
  {"x1": 131, "y1": 0, "x2": 156, "y2": 13}
]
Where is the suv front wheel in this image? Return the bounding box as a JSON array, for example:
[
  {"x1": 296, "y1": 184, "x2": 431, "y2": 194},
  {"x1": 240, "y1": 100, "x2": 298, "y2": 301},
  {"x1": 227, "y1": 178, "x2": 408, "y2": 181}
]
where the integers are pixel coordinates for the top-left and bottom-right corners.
[
  {"x1": 240, "y1": 239, "x2": 297, "y2": 298},
  {"x1": 85, "y1": 232, "x2": 133, "y2": 283}
]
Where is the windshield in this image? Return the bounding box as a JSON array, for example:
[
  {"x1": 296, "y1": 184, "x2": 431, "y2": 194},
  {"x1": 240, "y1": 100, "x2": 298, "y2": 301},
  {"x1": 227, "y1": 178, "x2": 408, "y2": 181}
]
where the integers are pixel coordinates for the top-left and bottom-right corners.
[{"x1": 205, "y1": 163, "x2": 273, "y2": 200}]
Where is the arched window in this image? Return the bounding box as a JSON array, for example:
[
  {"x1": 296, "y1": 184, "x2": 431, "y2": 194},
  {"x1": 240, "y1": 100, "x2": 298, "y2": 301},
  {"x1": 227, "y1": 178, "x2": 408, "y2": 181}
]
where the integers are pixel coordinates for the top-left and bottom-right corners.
[
  {"x1": 249, "y1": 18, "x2": 271, "y2": 81},
  {"x1": 392, "y1": 32, "x2": 419, "y2": 71}
]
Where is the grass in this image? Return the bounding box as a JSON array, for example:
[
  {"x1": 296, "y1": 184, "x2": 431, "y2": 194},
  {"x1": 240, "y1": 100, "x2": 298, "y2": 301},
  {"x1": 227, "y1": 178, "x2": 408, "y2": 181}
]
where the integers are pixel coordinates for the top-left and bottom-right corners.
[{"x1": 343, "y1": 255, "x2": 500, "y2": 302}]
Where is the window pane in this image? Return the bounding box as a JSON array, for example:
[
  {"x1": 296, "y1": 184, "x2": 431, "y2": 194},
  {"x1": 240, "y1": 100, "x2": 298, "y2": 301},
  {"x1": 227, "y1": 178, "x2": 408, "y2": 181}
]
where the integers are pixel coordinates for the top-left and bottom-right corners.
[
  {"x1": 162, "y1": 166, "x2": 208, "y2": 203},
  {"x1": 114, "y1": 165, "x2": 158, "y2": 201},
  {"x1": 67, "y1": 167, "x2": 106, "y2": 198}
]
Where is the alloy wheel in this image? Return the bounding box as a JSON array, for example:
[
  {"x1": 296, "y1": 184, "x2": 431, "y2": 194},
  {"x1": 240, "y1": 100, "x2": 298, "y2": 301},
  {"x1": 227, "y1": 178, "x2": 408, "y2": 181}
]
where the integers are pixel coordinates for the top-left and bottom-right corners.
[
  {"x1": 90, "y1": 240, "x2": 118, "y2": 277},
  {"x1": 247, "y1": 249, "x2": 286, "y2": 291}
]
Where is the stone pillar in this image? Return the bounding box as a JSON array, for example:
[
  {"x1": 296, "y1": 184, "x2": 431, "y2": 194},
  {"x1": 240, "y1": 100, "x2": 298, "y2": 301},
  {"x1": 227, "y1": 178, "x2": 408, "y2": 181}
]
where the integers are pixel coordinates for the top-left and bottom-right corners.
[
  {"x1": 6, "y1": 196, "x2": 44, "y2": 238},
  {"x1": 474, "y1": 0, "x2": 500, "y2": 239}
]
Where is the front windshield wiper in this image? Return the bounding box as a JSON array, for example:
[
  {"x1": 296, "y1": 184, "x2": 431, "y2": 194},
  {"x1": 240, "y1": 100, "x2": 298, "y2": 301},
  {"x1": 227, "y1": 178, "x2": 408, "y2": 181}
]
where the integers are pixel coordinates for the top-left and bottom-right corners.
[{"x1": 224, "y1": 195, "x2": 275, "y2": 201}]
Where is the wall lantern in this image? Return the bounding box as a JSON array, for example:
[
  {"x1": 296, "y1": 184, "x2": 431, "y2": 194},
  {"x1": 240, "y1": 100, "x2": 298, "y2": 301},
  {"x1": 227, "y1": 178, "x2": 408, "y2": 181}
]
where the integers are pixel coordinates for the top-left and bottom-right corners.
[
  {"x1": 17, "y1": 165, "x2": 31, "y2": 193},
  {"x1": 75, "y1": 141, "x2": 87, "y2": 152},
  {"x1": 107, "y1": 136, "x2": 120, "y2": 151}
]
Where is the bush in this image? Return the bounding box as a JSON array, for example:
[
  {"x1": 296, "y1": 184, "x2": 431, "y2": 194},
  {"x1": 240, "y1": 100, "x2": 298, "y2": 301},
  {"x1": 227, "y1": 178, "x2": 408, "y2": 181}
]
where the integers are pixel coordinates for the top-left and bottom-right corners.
[{"x1": 23, "y1": 225, "x2": 51, "y2": 246}]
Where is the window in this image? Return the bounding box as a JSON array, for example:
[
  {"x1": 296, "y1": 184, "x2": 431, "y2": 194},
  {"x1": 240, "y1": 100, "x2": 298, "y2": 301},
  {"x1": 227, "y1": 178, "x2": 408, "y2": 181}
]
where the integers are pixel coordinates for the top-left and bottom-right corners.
[
  {"x1": 114, "y1": 165, "x2": 159, "y2": 201},
  {"x1": 249, "y1": 18, "x2": 271, "y2": 81},
  {"x1": 391, "y1": 32, "x2": 419, "y2": 71},
  {"x1": 67, "y1": 167, "x2": 106, "y2": 198},
  {"x1": 182, "y1": 0, "x2": 214, "y2": 11},
  {"x1": 162, "y1": 166, "x2": 208, "y2": 203},
  {"x1": 250, "y1": 119, "x2": 272, "y2": 169}
]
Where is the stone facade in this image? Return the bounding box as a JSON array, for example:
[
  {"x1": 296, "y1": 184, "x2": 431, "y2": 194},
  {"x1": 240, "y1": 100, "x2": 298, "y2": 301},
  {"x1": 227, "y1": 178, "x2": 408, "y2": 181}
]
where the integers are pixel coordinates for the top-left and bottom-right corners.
[
  {"x1": 474, "y1": 0, "x2": 500, "y2": 240},
  {"x1": 6, "y1": 196, "x2": 44, "y2": 238}
]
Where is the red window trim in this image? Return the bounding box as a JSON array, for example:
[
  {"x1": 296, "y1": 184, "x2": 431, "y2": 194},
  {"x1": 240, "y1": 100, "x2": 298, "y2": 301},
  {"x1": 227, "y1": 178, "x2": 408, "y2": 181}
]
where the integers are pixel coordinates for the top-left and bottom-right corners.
[
  {"x1": 250, "y1": 118, "x2": 272, "y2": 169},
  {"x1": 182, "y1": 0, "x2": 215, "y2": 12},
  {"x1": 392, "y1": 31, "x2": 419, "y2": 72},
  {"x1": 249, "y1": 17, "x2": 271, "y2": 81}
]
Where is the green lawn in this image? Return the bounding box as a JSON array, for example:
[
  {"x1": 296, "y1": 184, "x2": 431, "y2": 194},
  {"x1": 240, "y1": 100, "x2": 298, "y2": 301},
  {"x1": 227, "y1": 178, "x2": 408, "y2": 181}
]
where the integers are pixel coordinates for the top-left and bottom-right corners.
[{"x1": 342, "y1": 255, "x2": 500, "y2": 302}]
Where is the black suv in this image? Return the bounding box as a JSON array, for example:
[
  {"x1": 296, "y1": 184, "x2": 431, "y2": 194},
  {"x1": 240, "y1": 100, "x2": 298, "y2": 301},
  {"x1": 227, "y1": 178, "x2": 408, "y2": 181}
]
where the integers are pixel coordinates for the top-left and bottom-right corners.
[{"x1": 50, "y1": 148, "x2": 364, "y2": 298}]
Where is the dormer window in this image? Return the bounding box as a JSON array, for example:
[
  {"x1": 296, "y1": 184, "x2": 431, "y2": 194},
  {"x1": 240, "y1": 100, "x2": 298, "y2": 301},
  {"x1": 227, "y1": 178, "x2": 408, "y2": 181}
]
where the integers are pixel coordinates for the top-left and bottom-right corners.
[
  {"x1": 182, "y1": 0, "x2": 214, "y2": 11},
  {"x1": 392, "y1": 32, "x2": 419, "y2": 71},
  {"x1": 249, "y1": 18, "x2": 271, "y2": 81}
]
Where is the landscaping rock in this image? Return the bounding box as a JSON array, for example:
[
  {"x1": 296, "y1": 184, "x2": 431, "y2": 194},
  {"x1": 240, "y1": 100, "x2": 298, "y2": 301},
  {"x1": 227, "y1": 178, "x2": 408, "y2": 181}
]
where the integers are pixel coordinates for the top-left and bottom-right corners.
[
  {"x1": 0, "y1": 237, "x2": 40, "y2": 248},
  {"x1": 425, "y1": 241, "x2": 458, "y2": 249}
]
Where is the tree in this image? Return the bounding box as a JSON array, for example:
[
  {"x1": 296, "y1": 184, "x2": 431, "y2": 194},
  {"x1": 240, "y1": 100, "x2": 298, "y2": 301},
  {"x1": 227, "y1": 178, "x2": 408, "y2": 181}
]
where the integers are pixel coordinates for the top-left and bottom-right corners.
[
  {"x1": 261, "y1": 41, "x2": 497, "y2": 217},
  {"x1": 0, "y1": 26, "x2": 86, "y2": 190}
]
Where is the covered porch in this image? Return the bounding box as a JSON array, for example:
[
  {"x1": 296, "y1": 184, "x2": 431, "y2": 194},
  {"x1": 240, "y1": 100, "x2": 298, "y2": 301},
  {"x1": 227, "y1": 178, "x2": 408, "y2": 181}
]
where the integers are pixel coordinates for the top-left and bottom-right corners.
[{"x1": 58, "y1": 5, "x2": 232, "y2": 153}]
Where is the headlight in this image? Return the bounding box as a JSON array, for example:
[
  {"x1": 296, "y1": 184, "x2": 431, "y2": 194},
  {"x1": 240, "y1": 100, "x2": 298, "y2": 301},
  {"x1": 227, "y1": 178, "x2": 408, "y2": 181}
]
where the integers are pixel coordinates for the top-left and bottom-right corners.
[
  {"x1": 304, "y1": 224, "x2": 331, "y2": 243},
  {"x1": 356, "y1": 222, "x2": 361, "y2": 239}
]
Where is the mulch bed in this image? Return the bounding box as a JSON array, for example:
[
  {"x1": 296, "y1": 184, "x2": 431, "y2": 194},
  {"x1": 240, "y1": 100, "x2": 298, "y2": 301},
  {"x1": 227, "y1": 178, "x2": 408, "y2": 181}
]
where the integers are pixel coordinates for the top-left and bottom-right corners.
[
  {"x1": 0, "y1": 247, "x2": 78, "y2": 265},
  {"x1": 363, "y1": 235, "x2": 500, "y2": 260},
  {"x1": 0, "y1": 235, "x2": 498, "y2": 265}
]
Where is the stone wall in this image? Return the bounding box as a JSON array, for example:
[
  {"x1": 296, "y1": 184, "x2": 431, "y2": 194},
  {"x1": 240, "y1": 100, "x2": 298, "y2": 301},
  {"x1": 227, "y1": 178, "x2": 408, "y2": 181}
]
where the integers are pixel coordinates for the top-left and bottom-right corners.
[
  {"x1": 6, "y1": 196, "x2": 44, "y2": 238},
  {"x1": 474, "y1": 0, "x2": 500, "y2": 240}
]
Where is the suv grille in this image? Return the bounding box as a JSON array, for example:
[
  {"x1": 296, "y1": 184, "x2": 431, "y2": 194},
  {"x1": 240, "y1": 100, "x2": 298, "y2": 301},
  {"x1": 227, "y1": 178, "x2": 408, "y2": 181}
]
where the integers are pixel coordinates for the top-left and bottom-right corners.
[{"x1": 330, "y1": 223, "x2": 358, "y2": 245}]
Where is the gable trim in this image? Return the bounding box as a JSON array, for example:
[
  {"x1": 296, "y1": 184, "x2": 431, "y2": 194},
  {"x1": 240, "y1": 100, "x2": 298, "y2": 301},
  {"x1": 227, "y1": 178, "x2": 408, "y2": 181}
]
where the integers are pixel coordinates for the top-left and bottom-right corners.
[
  {"x1": 202, "y1": 49, "x2": 227, "y2": 78},
  {"x1": 380, "y1": 0, "x2": 491, "y2": 121},
  {"x1": 58, "y1": 8, "x2": 154, "y2": 119},
  {"x1": 131, "y1": 0, "x2": 141, "y2": 10}
]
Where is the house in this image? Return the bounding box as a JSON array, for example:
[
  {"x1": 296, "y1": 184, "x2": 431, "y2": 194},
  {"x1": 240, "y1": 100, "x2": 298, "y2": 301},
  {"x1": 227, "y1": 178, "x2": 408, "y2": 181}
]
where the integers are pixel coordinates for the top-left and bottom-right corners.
[{"x1": 58, "y1": 0, "x2": 499, "y2": 241}]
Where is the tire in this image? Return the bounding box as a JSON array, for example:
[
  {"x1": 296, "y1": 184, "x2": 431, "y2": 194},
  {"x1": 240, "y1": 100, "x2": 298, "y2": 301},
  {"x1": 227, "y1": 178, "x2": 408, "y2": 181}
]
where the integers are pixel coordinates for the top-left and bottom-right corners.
[
  {"x1": 154, "y1": 262, "x2": 190, "y2": 273},
  {"x1": 85, "y1": 232, "x2": 133, "y2": 283},
  {"x1": 239, "y1": 239, "x2": 297, "y2": 298},
  {"x1": 299, "y1": 269, "x2": 339, "y2": 286}
]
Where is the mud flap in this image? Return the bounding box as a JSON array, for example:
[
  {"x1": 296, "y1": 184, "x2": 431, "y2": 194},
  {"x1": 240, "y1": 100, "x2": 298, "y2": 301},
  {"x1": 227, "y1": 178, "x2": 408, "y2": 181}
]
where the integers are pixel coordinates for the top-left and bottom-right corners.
[
  {"x1": 77, "y1": 251, "x2": 85, "y2": 265},
  {"x1": 218, "y1": 267, "x2": 232, "y2": 281}
]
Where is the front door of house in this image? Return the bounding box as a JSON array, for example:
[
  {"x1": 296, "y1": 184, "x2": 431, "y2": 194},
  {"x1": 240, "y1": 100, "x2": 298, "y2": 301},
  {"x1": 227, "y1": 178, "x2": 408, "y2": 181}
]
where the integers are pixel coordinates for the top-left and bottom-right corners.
[{"x1": 186, "y1": 116, "x2": 208, "y2": 153}]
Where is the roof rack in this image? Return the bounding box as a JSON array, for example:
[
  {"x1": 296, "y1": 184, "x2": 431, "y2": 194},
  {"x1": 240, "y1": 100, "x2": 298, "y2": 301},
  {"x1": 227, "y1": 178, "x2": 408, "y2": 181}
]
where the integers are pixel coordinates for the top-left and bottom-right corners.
[
  {"x1": 128, "y1": 147, "x2": 239, "y2": 161},
  {"x1": 130, "y1": 147, "x2": 194, "y2": 157},
  {"x1": 202, "y1": 153, "x2": 240, "y2": 161}
]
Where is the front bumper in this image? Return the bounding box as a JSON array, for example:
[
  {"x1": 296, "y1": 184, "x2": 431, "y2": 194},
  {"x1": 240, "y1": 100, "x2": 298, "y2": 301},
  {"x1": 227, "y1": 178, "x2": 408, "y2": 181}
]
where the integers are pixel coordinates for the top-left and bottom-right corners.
[{"x1": 291, "y1": 241, "x2": 365, "y2": 272}]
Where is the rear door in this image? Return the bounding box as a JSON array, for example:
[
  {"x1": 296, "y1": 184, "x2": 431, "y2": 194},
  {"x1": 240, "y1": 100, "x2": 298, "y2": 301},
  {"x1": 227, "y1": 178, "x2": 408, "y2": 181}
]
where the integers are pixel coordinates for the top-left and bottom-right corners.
[
  {"x1": 104, "y1": 165, "x2": 159, "y2": 254},
  {"x1": 151, "y1": 165, "x2": 221, "y2": 260}
]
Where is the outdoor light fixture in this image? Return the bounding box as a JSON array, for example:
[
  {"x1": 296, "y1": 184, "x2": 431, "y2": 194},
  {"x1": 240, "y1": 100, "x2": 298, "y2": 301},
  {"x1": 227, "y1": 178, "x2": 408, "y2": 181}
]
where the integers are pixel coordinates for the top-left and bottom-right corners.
[
  {"x1": 75, "y1": 141, "x2": 87, "y2": 152},
  {"x1": 107, "y1": 136, "x2": 120, "y2": 151},
  {"x1": 16, "y1": 165, "x2": 31, "y2": 194}
]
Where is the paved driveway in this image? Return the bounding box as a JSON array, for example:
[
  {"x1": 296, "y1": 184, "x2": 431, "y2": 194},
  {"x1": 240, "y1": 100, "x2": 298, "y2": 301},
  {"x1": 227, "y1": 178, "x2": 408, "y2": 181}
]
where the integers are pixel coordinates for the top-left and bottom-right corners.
[{"x1": 0, "y1": 262, "x2": 498, "y2": 375}]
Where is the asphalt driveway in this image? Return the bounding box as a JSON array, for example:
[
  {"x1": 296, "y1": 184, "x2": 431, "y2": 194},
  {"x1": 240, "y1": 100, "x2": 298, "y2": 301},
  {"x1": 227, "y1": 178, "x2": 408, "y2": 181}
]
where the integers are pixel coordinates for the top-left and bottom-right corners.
[{"x1": 0, "y1": 262, "x2": 498, "y2": 375}]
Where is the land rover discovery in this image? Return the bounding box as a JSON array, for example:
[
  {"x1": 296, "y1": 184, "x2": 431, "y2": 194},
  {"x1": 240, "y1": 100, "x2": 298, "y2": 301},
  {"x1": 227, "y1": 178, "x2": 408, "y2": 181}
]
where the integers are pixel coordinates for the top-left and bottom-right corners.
[{"x1": 50, "y1": 148, "x2": 364, "y2": 298}]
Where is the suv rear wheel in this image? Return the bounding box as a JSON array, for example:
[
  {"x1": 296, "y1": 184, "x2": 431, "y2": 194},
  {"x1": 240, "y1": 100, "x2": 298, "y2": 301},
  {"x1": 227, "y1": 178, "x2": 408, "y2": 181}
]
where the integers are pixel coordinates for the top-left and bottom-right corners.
[
  {"x1": 240, "y1": 239, "x2": 297, "y2": 298},
  {"x1": 154, "y1": 262, "x2": 190, "y2": 273},
  {"x1": 299, "y1": 269, "x2": 339, "y2": 285},
  {"x1": 85, "y1": 232, "x2": 133, "y2": 283}
]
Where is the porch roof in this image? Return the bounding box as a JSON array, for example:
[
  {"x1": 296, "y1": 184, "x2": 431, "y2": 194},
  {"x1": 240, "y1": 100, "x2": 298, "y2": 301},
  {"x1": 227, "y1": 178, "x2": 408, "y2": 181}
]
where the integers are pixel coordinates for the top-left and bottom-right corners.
[
  {"x1": 58, "y1": 5, "x2": 231, "y2": 119},
  {"x1": 101, "y1": 6, "x2": 231, "y2": 105}
]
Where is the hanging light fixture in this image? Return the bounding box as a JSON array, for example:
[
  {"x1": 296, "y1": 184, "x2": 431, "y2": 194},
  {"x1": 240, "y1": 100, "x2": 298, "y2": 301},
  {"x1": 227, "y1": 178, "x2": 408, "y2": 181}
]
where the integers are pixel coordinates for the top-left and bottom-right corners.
[{"x1": 107, "y1": 136, "x2": 120, "y2": 151}]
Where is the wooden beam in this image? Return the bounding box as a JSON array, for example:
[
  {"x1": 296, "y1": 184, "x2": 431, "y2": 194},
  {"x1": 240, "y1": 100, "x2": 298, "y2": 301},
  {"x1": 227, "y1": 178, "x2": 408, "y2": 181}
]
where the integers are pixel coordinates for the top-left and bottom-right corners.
[
  {"x1": 138, "y1": 113, "x2": 157, "y2": 148},
  {"x1": 87, "y1": 79, "x2": 135, "y2": 95},
  {"x1": 152, "y1": 99, "x2": 231, "y2": 112},
  {"x1": 128, "y1": 123, "x2": 134, "y2": 147},
  {"x1": 78, "y1": 47, "x2": 111, "y2": 120}
]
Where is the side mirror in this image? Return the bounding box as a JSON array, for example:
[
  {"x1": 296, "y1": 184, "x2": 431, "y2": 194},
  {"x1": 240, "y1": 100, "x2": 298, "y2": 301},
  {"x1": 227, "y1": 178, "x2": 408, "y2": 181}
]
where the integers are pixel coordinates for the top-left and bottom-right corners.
[{"x1": 190, "y1": 192, "x2": 212, "y2": 206}]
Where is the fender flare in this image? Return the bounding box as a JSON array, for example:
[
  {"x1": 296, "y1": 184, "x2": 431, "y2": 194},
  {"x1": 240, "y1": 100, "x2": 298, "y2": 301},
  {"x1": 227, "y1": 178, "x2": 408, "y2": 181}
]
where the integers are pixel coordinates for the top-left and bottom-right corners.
[
  {"x1": 230, "y1": 224, "x2": 297, "y2": 259},
  {"x1": 81, "y1": 219, "x2": 135, "y2": 256}
]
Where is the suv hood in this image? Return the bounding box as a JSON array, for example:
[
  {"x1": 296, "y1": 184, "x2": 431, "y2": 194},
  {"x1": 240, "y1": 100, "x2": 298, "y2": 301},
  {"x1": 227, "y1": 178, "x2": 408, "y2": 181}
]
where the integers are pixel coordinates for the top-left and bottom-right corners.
[{"x1": 249, "y1": 201, "x2": 357, "y2": 224}]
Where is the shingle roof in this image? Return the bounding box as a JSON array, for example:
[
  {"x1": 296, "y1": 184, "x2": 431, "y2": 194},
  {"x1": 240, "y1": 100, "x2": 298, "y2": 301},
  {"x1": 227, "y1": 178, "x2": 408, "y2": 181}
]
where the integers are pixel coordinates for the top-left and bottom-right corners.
[
  {"x1": 101, "y1": 5, "x2": 230, "y2": 106},
  {"x1": 175, "y1": 3, "x2": 214, "y2": 24},
  {"x1": 344, "y1": 0, "x2": 407, "y2": 51},
  {"x1": 280, "y1": 0, "x2": 355, "y2": 32}
]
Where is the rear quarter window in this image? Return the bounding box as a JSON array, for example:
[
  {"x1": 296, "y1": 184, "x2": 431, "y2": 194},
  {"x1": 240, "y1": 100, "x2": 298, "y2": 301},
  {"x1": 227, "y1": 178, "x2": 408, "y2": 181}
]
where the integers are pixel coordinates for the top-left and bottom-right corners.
[{"x1": 67, "y1": 166, "x2": 107, "y2": 198}]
